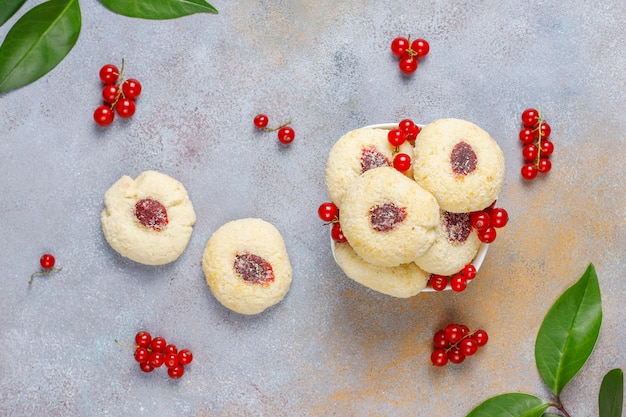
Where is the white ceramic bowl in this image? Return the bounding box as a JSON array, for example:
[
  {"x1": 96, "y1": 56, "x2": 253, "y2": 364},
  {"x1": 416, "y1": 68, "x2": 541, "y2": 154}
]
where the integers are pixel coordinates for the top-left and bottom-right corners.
[{"x1": 329, "y1": 122, "x2": 490, "y2": 292}]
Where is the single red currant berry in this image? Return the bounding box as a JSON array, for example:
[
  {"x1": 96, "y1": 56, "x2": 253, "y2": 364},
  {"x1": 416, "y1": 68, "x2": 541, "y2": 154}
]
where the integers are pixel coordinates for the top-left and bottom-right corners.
[
  {"x1": 536, "y1": 122, "x2": 551, "y2": 139},
  {"x1": 178, "y1": 349, "x2": 193, "y2": 365},
  {"x1": 540, "y1": 140, "x2": 554, "y2": 156},
  {"x1": 522, "y1": 143, "x2": 538, "y2": 161},
  {"x1": 40, "y1": 254, "x2": 55, "y2": 269},
  {"x1": 94, "y1": 105, "x2": 114, "y2": 126},
  {"x1": 168, "y1": 365, "x2": 185, "y2": 379},
  {"x1": 430, "y1": 275, "x2": 448, "y2": 291},
  {"x1": 444, "y1": 324, "x2": 462, "y2": 344},
  {"x1": 139, "y1": 361, "x2": 154, "y2": 373},
  {"x1": 447, "y1": 347, "x2": 466, "y2": 364},
  {"x1": 489, "y1": 208, "x2": 509, "y2": 228},
  {"x1": 410, "y1": 39, "x2": 430, "y2": 58},
  {"x1": 404, "y1": 123, "x2": 420, "y2": 141},
  {"x1": 150, "y1": 337, "x2": 167, "y2": 353},
  {"x1": 431, "y1": 349, "x2": 448, "y2": 366},
  {"x1": 470, "y1": 211, "x2": 490, "y2": 230},
  {"x1": 164, "y1": 353, "x2": 179, "y2": 368},
  {"x1": 331, "y1": 222, "x2": 347, "y2": 243},
  {"x1": 393, "y1": 153, "x2": 412, "y2": 172},
  {"x1": 519, "y1": 127, "x2": 537, "y2": 144},
  {"x1": 460, "y1": 337, "x2": 479, "y2": 356},
  {"x1": 399, "y1": 56, "x2": 418, "y2": 74},
  {"x1": 122, "y1": 78, "x2": 142, "y2": 99},
  {"x1": 318, "y1": 202, "x2": 339, "y2": 222},
  {"x1": 521, "y1": 108, "x2": 539, "y2": 127},
  {"x1": 433, "y1": 330, "x2": 449, "y2": 349},
  {"x1": 134, "y1": 347, "x2": 150, "y2": 363},
  {"x1": 459, "y1": 325, "x2": 470, "y2": 337},
  {"x1": 462, "y1": 264, "x2": 477, "y2": 280},
  {"x1": 102, "y1": 84, "x2": 119, "y2": 104},
  {"x1": 473, "y1": 329, "x2": 489, "y2": 346},
  {"x1": 521, "y1": 163, "x2": 539, "y2": 180},
  {"x1": 277, "y1": 126, "x2": 295, "y2": 144},
  {"x1": 135, "y1": 331, "x2": 152, "y2": 348},
  {"x1": 477, "y1": 226, "x2": 497, "y2": 244},
  {"x1": 537, "y1": 158, "x2": 552, "y2": 173},
  {"x1": 253, "y1": 114, "x2": 269, "y2": 128},
  {"x1": 398, "y1": 119, "x2": 416, "y2": 136},
  {"x1": 391, "y1": 37, "x2": 410, "y2": 57},
  {"x1": 450, "y1": 274, "x2": 467, "y2": 292},
  {"x1": 115, "y1": 98, "x2": 136, "y2": 118},
  {"x1": 387, "y1": 129, "x2": 405, "y2": 147},
  {"x1": 164, "y1": 344, "x2": 178, "y2": 355},
  {"x1": 149, "y1": 351, "x2": 165, "y2": 368},
  {"x1": 99, "y1": 64, "x2": 119, "y2": 84}
]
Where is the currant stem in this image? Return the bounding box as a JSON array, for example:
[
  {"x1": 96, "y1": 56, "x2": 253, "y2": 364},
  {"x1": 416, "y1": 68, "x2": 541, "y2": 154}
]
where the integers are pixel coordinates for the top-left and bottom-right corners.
[
  {"x1": 444, "y1": 331, "x2": 477, "y2": 353},
  {"x1": 109, "y1": 58, "x2": 127, "y2": 109},
  {"x1": 114, "y1": 339, "x2": 139, "y2": 349},
  {"x1": 28, "y1": 268, "x2": 62, "y2": 285},
  {"x1": 262, "y1": 118, "x2": 293, "y2": 132}
]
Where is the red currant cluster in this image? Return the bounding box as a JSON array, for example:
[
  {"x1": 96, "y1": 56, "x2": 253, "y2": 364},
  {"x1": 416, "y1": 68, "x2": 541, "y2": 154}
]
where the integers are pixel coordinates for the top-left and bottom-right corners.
[
  {"x1": 29, "y1": 253, "x2": 61, "y2": 285},
  {"x1": 431, "y1": 324, "x2": 488, "y2": 366},
  {"x1": 253, "y1": 114, "x2": 295, "y2": 145},
  {"x1": 519, "y1": 107, "x2": 554, "y2": 180},
  {"x1": 390, "y1": 36, "x2": 430, "y2": 74},
  {"x1": 387, "y1": 119, "x2": 421, "y2": 172},
  {"x1": 318, "y1": 202, "x2": 346, "y2": 243},
  {"x1": 469, "y1": 201, "x2": 509, "y2": 244},
  {"x1": 94, "y1": 60, "x2": 142, "y2": 126},
  {"x1": 119, "y1": 331, "x2": 193, "y2": 379},
  {"x1": 429, "y1": 264, "x2": 476, "y2": 292}
]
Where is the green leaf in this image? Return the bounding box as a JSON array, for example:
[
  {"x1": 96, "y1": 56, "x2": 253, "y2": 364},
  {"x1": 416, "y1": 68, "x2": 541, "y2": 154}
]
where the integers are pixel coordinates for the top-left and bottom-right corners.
[
  {"x1": 99, "y1": 0, "x2": 218, "y2": 20},
  {"x1": 0, "y1": 0, "x2": 27, "y2": 27},
  {"x1": 0, "y1": 0, "x2": 81, "y2": 94},
  {"x1": 466, "y1": 393, "x2": 550, "y2": 417},
  {"x1": 535, "y1": 263, "x2": 602, "y2": 396},
  {"x1": 599, "y1": 368, "x2": 624, "y2": 417}
]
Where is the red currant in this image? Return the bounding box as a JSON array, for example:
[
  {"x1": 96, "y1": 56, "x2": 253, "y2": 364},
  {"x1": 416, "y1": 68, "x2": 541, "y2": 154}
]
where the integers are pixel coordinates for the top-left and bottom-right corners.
[
  {"x1": 331, "y1": 222, "x2": 347, "y2": 243},
  {"x1": 470, "y1": 211, "x2": 490, "y2": 230},
  {"x1": 450, "y1": 274, "x2": 467, "y2": 292},
  {"x1": 447, "y1": 347, "x2": 465, "y2": 364},
  {"x1": 477, "y1": 226, "x2": 497, "y2": 244},
  {"x1": 410, "y1": 39, "x2": 430, "y2": 58},
  {"x1": 519, "y1": 127, "x2": 537, "y2": 144},
  {"x1": 393, "y1": 153, "x2": 412, "y2": 172},
  {"x1": 134, "y1": 347, "x2": 150, "y2": 363},
  {"x1": 122, "y1": 78, "x2": 142, "y2": 99},
  {"x1": 522, "y1": 143, "x2": 538, "y2": 161},
  {"x1": 431, "y1": 349, "x2": 448, "y2": 366},
  {"x1": 433, "y1": 330, "x2": 449, "y2": 349},
  {"x1": 521, "y1": 163, "x2": 538, "y2": 180},
  {"x1": 536, "y1": 122, "x2": 551, "y2": 140},
  {"x1": 150, "y1": 337, "x2": 167, "y2": 353},
  {"x1": 521, "y1": 108, "x2": 539, "y2": 127},
  {"x1": 459, "y1": 325, "x2": 470, "y2": 337},
  {"x1": 164, "y1": 353, "x2": 179, "y2": 368},
  {"x1": 399, "y1": 56, "x2": 418, "y2": 74},
  {"x1": 460, "y1": 337, "x2": 478, "y2": 356},
  {"x1": 489, "y1": 208, "x2": 509, "y2": 228},
  {"x1": 99, "y1": 64, "x2": 119, "y2": 84},
  {"x1": 102, "y1": 84, "x2": 119, "y2": 104},
  {"x1": 277, "y1": 126, "x2": 295, "y2": 144},
  {"x1": 149, "y1": 351, "x2": 165, "y2": 368},
  {"x1": 391, "y1": 37, "x2": 410, "y2": 57},
  {"x1": 168, "y1": 365, "x2": 185, "y2": 379},
  {"x1": 462, "y1": 264, "x2": 476, "y2": 280},
  {"x1": 537, "y1": 158, "x2": 552, "y2": 173},
  {"x1": 473, "y1": 329, "x2": 489, "y2": 346},
  {"x1": 430, "y1": 275, "x2": 448, "y2": 291},
  {"x1": 318, "y1": 202, "x2": 339, "y2": 222},
  {"x1": 40, "y1": 254, "x2": 55, "y2": 269},
  {"x1": 387, "y1": 129, "x2": 405, "y2": 147},
  {"x1": 164, "y1": 344, "x2": 178, "y2": 355},
  {"x1": 139, "y1": 361, "x2": 154, "y2": 373},
  {"x1": 540, "y1": 140, "x2": 554, "y2": 156},
  {"x1": 444, "y1": 324, "x2": 463, "y2": 344},
  {"x1": 115, "y1": 98, "x2": 136, "y2": 118},
  {"x1": 253, "y1": 114, "x2": 269, "y2": 128},
  {"x1": 135, "y1": 331, "x2": 152, "y2": 348},
  {"x1": 94, "y1": 105, "x2": 114, "y2": 126},
  {"x1": 398, "y1": 119, "x2": 417, "y2": 139},
  {"x1": 178, "y1": 349, "x2": 193, "y2": 365}
]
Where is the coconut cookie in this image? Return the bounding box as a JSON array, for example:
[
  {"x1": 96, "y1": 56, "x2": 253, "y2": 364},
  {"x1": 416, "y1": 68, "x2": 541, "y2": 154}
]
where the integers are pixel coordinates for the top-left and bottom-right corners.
[
  {"x1": 334, "y1": 242, "x2": 430, "y2": 298},
  {"x1": 325, "y1": 127, "x2": 414, "y2": 208},
  {"x1": 202, "y1": 218, "x2": 292, "y2": 315},
  {"x1": 101, "y1": 170, "x2": 196, "y2": 265},
  {"x1": 413, "y1": 118, "x2": 505, "y2": 213},
  {"x1": 414, "y1": 210, "x2": 481, "y2": 276},
  {"x1": 340, "y1": 167, "x2": 439, "y2": 267}
]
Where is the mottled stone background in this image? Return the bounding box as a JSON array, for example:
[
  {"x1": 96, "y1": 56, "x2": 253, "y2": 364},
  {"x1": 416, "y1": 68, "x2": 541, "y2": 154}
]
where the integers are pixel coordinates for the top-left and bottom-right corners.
[{"x1": 0, "y1": 1, "x2": 624, "y2": 416}]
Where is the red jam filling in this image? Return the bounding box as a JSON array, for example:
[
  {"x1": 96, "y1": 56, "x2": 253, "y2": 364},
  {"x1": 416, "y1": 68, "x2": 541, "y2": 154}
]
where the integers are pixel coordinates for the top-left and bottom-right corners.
[
  {"x1": 234, "y1": 253, "x2": 275, "y2": 285},
  {"x1": 135, "y1": 198, "x2": 168, "y2": 230},
  {"x1": 450, "y1": 141, "x2": 478, "y2": 176},
  {"x1": 369, "y1": 202, "x2": 407, "y2": 232},
  {"x1": 360, "y1": 146, "x2": 390, "y2": 173},
  {"x1": 442, "y1": 211, "x2": 471, "y2": 244}
]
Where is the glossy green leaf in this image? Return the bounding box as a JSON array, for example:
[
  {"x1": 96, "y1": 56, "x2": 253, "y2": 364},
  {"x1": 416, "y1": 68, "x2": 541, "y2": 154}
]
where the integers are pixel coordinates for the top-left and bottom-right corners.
[
  {"x1": 0, "y1": 0, "x2": 27, "y2": 27},
  {"x1": 0, "y1": 0, "x2": 81, "y2": 94},
  {"x1": 599, "y1": 368, "x2": 624, "y2": 417},
  {"x1": 466, "y1": 393, "x2": 550, "y2": 417},
  {"x1": 535, "y1": 263, "x2": 602, "y2": 396},
  {"x1": 99, "y1": 0, "x2": 218, "y2": 20}
]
